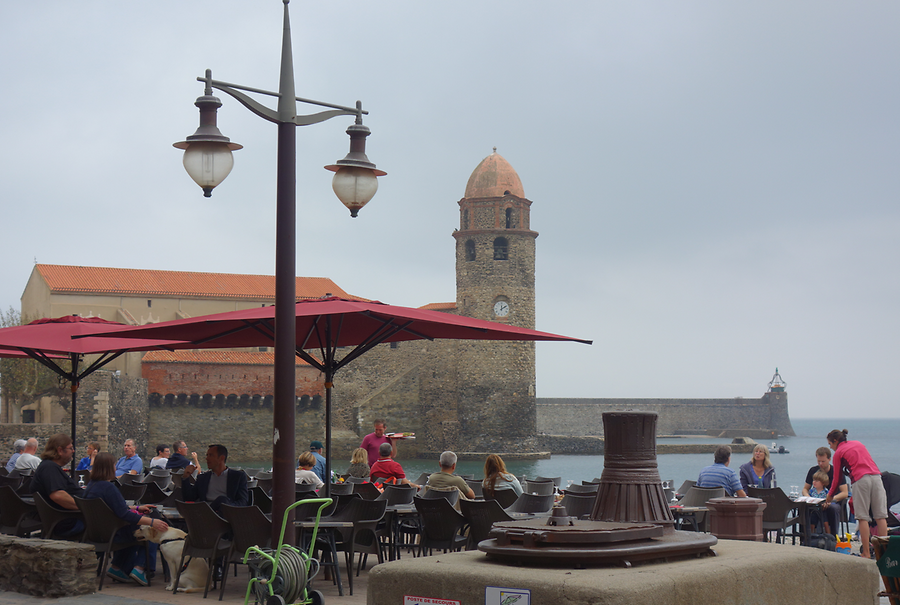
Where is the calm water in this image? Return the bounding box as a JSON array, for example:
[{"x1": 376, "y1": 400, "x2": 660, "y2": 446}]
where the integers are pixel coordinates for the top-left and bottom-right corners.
[
  {"x1": 234, "y1": 418, "x2": 899, "y2": 501},
  {"x1": 387, "y1": 418, "x2": 900, "y2": 494}
]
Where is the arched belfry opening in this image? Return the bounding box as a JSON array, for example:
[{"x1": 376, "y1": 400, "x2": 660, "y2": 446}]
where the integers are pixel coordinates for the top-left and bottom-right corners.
[
  {"x1": 465, "y1": 239, "x2": 476, "y2": 261},
  {"x1": 493, "y1": 237, "x2": 509, "y2": 260}
]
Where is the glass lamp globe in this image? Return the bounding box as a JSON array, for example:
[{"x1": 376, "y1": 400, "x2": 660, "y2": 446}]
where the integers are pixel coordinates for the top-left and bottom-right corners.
[
  {"x1": 331, "y1": 166, "x2": 380, "y2": 218},
  {"x1": 181, "y1": 142, "x2": 236, "y2": 198}
]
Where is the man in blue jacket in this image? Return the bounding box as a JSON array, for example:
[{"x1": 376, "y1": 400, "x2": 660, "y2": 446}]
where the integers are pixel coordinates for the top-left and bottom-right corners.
[{"x1": 181, "y1": 444, "x2": 249, "y2": 512}]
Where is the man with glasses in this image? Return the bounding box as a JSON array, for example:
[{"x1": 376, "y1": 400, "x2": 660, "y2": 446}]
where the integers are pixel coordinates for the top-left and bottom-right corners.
[
  {"x1": 166, "y1": 440, "x2": 200, "y2": 471},
  {"x1": 30, "y1": 433, "x2": 84, "y2": 536}
]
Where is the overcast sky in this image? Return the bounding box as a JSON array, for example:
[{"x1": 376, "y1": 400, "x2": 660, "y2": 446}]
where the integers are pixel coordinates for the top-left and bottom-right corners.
[{"x1": 1, "y1": 2, "x2": 897, "y2": 419}]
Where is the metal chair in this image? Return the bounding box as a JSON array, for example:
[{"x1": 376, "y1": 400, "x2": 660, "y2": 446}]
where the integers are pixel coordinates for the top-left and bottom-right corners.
[
  {"x1": 414, "y1": 496, "x2": 467, "y2": 556},
  {"x1": 505, "y1": 492, "x2": 554, "y2": 514},
  {"x1": 0, "y1": 485, "x2": 41, "y2": 537},
  {"x1": 173, "y1": 500, "x2": 233, "y2": 598},
  {"x1": 562, "y1": 493, "x2": 597, "y2": 519},
  {"x1": 459, "y1": 498, "x2": 512, "y2": 550},
  {"x1": 75, "y1": 496, "x2": 151, "y2": 591},
  {"x1": 219, "y1": 504, "x2": 272, "y2": 602},
  {"x1": 747, "y1": 486, "x2": 799, "y2": 544},
  {"x1": 523, "y1": 480, "x2": 555, "y2": 496},
  {"x1": 33, "y1": 491, "x2": 84, "y2": 541}
]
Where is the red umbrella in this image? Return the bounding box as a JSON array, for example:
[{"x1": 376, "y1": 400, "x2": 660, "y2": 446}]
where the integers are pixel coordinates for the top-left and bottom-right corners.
[
  {"x1": 81, "y1": 297, "x2": 592, "y2": 525},
  {"x1": 0, "y1": 315, "x2": 179, "y2": 473}
]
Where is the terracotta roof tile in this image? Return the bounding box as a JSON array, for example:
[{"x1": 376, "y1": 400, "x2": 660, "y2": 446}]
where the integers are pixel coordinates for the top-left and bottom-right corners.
[
  {"x1": 418, "y1": 302, "x2": 456, "y2": 311},
  {"x1": 36, "y1": 264, "x2": 365, "y2": 302},
  {"x1": 142, "y1": 350, "x2": 313, "y2": 366}
]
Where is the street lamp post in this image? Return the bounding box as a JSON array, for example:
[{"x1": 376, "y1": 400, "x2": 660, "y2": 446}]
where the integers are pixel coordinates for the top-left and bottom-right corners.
[{"x1": 174, "y1": 0, "x2": 384, "y2": 542}]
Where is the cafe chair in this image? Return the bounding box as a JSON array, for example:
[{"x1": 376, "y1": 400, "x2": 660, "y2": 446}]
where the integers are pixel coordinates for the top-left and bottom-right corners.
[
  {"x1": 329, "y1": 482, "x2": 354, "y2": 496},
  {"x1": 523, "y1": 480, "x2": 555, "y2": 496},
  {"x1": 174, "y1": 500, "x2": 233, "y2": 598},
  {"x1": 414, "y1": 496, "x2": 467, "y2": 556},
  {"x1": 75, "y1": 496, "x2": 151, "y2": 591},
  {"x1": 352, "y1": 482, "x2": 381, "y2": 501},
  {"x1": 676, "y1": 486, "x2": 725, "y2": 532},
  {"x1": 250, "y1": 486, "x2": 272, "y2": 514},
  {"x1": 420, "y1": 487, "x2": 460, "y2": 506},
  {"x1": 485, "y1": 488, "x2": 520, "y2": 510},
  {"x1": 534, "y1": 476, "x2": 561, "y2": 488},
  {"x1": 505, "y1": 492, "x2": 554, "y2": 515},
  {"x1": 464, "y1": 479, "x2": 484, "y2": 498},
  {"x1": 459, "y1": 498, "x2": 513, "y2": 550},
  {"x1": 33, "y1": 492, "x2": 84, "y2": 541},
  {"x1": 0, "y1": 485, "x2": 41, "y2": 537},
  {"x1": 219, "y1": 504, "x2": 272, "y2": 601},
  {"x1": 380, "y1": 484, "x2": 416, "y2": 506},
  {"x1": 563, "y1": 483, "x2": 599, "y2": 495},
  {"x1": 747, "y1": 486, "x2": 799, "y2": 544},
  {"x1": 116, "y1": 482, "x2": 147, "y2": 503},
  {"x1": 562, "y1": 493, "x2": 597, "y2": 519}
]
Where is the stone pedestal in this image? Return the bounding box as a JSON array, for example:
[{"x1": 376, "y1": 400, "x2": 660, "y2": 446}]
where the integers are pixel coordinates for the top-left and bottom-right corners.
[
  {"x1": 369, "y1": 541, "x2": 881, "y2": 605},
  {"x1": 707, "y1": 497, "x2": 767, "y2": 541}
]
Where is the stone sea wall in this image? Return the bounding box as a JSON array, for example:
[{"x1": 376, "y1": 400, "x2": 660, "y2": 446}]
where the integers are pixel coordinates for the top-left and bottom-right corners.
[{"x1": 537, "y1": 391, "x2": 794, "y2": 438}]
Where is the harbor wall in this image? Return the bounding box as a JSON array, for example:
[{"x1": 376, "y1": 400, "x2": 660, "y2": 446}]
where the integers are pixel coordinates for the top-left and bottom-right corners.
[{"x1": 537, "y1": 391, "x2": 794, "y2": 438}]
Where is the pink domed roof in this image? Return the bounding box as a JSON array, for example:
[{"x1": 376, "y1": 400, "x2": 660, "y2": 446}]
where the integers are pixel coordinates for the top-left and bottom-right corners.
[{"x1": 464, "y1": 149, "x2": 524, "y2": 199}]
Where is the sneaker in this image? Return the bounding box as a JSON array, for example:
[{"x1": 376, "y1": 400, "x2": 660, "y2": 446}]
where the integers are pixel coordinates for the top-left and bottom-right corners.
[
  {"x1": 106, "y1": 567, "x2": 131, "y2": 583},
  {"x1": 129, "y1": 568, "x2": 149, "y2": 586}
]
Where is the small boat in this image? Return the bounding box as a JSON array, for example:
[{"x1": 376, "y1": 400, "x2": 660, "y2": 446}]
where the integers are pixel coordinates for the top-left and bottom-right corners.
[{"x1": 768, "y1": 442, "x2": 789, "y2": 454}]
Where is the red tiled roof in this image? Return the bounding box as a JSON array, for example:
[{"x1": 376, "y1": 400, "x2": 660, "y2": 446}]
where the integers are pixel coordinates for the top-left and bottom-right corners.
[
  {"x1": 418, "y1": 302, "x2": 456, "y2": 311},
  {"x1": 142, "y1": 350, "x2": 313, "y2": 366},
  {"x1": 35, "y1": 264, "x2": 365, "y2": 302}
]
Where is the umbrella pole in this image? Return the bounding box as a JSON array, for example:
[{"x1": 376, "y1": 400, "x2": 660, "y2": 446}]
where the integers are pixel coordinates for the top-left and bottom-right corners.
[
  {"x1": 70, "y1": 353, "x2": 79, "y2": 477},
  {"x1": 324, "y1": 371, "x2": 333, "y2": 499}
]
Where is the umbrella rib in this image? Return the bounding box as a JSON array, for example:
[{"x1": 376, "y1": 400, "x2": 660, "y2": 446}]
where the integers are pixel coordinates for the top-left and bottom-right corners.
[
  {"x1": 333, "y1": 320, "x2": 416, "y2": 372},
  {"x1": 76, "y1": 351, "x2": 126, "y2": 382},
  {"x1": 25, "y1": 349, "x2": 75, "y2": 381}
]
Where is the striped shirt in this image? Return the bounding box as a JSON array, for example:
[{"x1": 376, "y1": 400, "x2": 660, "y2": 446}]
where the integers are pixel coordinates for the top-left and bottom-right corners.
[{"x1": 697, "y1": 463, "x2": 743, "y2": 496}]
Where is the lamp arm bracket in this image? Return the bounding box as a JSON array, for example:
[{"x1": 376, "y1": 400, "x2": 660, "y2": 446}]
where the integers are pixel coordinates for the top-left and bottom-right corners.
[
  {"x1": 293, "y1": 109, "x2": 356, "y2": 126},
  {"x1": 200, "y1": 76, "x2": 369, "y2": 127},
  {"x1": 206, "y1": 80, "x2": 281, "y2": 124}
]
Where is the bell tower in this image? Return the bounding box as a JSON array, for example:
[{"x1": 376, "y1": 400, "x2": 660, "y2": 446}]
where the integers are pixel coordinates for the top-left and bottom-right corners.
[
  {"x1": 454, "y1": 148, "x2": 538, "y2": 328},
  {"x1": 453, "y1": 149, "x2": 540, "y2": 452}
]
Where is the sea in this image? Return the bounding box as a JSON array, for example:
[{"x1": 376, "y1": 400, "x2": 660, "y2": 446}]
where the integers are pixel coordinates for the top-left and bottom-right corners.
[{"x1": 237, "y1": 418, "x2": 900, "y2": 499}]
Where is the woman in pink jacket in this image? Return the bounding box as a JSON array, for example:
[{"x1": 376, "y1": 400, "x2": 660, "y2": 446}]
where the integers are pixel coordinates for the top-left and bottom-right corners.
[{"x1": 824, "y1": 429, "x2": 887, "y2": 559}]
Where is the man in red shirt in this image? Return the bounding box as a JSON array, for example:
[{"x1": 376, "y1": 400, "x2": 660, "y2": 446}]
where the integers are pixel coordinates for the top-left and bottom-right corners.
[
  {"x1": 369, "y1": 443, "x2": 418, "y2": 488},
  {"x1": 360, "y1": 419, "x2": 398, "y2": 467}
]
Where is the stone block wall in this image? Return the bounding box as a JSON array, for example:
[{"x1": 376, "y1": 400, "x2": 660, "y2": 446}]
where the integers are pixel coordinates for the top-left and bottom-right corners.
[
  {"x1": 0, "y1": 536, "x2": 95, "y2": 597},
  {"x1": 536, "y1": 393, "x2": 795, "y2": 438}
]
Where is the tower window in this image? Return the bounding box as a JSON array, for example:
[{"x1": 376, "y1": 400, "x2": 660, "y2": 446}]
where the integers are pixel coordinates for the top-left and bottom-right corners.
[
  {"x1": 493, "y1": 237, "x2": 509, "y2": 260},
  {"x1": 505, "y1": 208, "x2": 516, "y2": 229},
  {"x1": 465, "y1": 240, "x2": 476, "y2": 261}
]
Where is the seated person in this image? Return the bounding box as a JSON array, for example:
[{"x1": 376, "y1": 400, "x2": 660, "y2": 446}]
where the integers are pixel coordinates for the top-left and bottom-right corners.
[
  {"x1": 295, "y1": 452, "x2": 324, "y2": 491},
  {"x1": 29, "y1": 433, "x2": 84, "y2": 536},
  {"x1": 807, "y1": 470, "x2": 831, "y2": 534},
  {"x1": 181, "y1": 444, "x2": 249, "y2": 512},
  {"x1": 426, "y1": 451, "x2": 475, "y2": 500},
  {"x1": 114, "y1": 439, "x2": 143, "y2": 478},
  {"x1": 83, "y1": 452, "x2": 168, "y2": 585},
  {"x1": 76, "y1": 442, "x2": 100, "y2": 471},
  {"x1": 738, "y1": 444, "x2": 776, "y2": 490},
  {"x1": 802, "y1": 446, "x2": 847, "y2": 536},
  {"x1": 369, "y1": 443, "x2": 419, "y2": 487},
  {"x1": 345, "y1": 448, "x2": 370, "y2": 479},
  {"x1": 482, "y1": 453, "x2": 522, "y2": 499},
  {"x1": 696, "y1": 445, "x2": 747, "y2": 497},
  {"x1": 149, "y1": 444, "x2": 170, "y2": 469}
]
